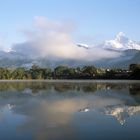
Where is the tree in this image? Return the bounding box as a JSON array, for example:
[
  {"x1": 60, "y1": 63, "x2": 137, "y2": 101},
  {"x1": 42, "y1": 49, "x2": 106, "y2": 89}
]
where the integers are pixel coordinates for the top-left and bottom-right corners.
[
  {"x1": 81, "y1": 66, "x2": 97, "y2": 78},
  {"x1": 0, "y1": 68, "x2": 11, "y2": 79},
  {"x1": 41, "y1": 68, "x2": 52, "y2": 79},
  {"x1": 54, "y1": 66, "x2": 69, "y2": 79},
  {"x1": 11, "y1": 68, "x2": 26, "y2": 79},
  {"x1": 130, "y1": 64, "x2": 140, "y2": 79},
  {"x1": 105, "y1": 69, "x2": 116, "y2": 79},
  {"x1": 130, "y1": 64, "x2": 140, "y2": 71},
  {"x1": 30, "y1": 65, "x2": 43, "y2": 79}
]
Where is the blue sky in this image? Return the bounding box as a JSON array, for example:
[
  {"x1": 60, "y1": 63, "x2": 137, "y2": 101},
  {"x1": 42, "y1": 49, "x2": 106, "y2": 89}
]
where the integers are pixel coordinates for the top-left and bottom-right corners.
[{"x1": 0, "y1": 0, "x2": 140, "y2": 47}]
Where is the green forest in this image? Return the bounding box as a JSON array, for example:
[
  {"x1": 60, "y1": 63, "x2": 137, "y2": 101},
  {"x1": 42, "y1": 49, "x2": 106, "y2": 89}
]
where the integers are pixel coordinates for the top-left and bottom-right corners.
[{"x1": 0, "y1": 64, "x2": 140, "y2": 80}]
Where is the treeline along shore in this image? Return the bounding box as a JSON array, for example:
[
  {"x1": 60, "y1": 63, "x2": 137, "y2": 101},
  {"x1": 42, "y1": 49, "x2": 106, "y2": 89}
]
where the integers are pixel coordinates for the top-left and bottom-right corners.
[{"x1": 0, "y1": 64, "x2": 140, "y2": 80}]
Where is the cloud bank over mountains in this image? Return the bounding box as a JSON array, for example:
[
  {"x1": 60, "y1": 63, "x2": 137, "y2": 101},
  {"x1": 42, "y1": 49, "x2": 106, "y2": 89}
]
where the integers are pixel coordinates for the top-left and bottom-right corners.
[
  {"x1": 11, "y1": 16, "x2": 121, "y2": 61},
  {"x1": 13, "y1": 16, "x2": 80, "y2": 59},
  {"x1": 0, "y1": 16, "x2": 139, "y2": 68}
]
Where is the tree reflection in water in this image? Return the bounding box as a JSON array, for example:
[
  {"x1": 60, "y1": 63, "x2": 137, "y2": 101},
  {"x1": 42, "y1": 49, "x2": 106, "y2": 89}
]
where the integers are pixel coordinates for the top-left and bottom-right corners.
[{"x1": 0, "y1": 81, "x2": 140, "y2": 140}]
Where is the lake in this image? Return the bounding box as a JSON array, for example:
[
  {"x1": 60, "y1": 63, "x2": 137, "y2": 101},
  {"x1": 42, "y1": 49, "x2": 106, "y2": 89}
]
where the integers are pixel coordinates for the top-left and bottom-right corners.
[{"x1": 0, "y1": 80, "x2": 140, "y2": 140}]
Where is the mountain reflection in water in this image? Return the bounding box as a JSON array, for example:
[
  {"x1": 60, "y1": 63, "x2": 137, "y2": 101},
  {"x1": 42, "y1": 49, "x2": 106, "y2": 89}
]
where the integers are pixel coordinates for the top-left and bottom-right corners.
[{"x1": 0, "y1": 81, "x2": 140, "y2": 140}]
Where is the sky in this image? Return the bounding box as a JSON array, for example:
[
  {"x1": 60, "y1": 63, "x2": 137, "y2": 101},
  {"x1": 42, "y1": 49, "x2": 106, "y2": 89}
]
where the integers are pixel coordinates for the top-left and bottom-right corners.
[{"x1": 0, "y1": 0, "x2": 140, "y2": 48}]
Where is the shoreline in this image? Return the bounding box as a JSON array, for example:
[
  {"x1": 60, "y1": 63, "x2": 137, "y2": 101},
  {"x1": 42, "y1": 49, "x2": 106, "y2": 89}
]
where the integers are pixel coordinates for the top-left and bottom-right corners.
[{"x1": 0, "y1": 79, "x2": 139, "y2": 83}]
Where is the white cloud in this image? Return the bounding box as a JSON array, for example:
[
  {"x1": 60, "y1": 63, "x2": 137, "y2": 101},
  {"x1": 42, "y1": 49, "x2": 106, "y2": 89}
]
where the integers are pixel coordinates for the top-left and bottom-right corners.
[{"x1": 12, "y1": 16, "x2": 121, "y2": 61}]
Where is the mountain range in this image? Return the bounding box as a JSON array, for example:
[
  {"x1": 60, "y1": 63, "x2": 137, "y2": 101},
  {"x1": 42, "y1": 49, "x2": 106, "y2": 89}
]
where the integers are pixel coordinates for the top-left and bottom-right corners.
[{"x1": 0, "y1": 32, "x2": 140, "y2": 68}]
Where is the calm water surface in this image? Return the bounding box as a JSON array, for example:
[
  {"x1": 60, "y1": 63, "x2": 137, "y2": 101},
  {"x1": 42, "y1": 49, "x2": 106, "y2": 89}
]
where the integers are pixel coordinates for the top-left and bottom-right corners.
[{"x1": 0, "y1": 80, "x2": 140, "y2": 140}]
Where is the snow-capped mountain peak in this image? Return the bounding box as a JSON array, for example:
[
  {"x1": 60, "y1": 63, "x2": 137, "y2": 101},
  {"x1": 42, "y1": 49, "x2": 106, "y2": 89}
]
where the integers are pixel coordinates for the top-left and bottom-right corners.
[
  {"x1": 116, "y1": 32, "x2": 129, "y2": 43},
  {"x1": 104, "y1": 32, "x2": 140, "y2": 51}
]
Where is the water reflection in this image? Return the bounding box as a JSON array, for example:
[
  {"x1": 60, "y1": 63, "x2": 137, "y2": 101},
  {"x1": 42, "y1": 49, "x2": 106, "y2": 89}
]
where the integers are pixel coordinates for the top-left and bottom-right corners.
[{"x1": 0, "y1": 81, "x2": 140, "y2": 140}]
